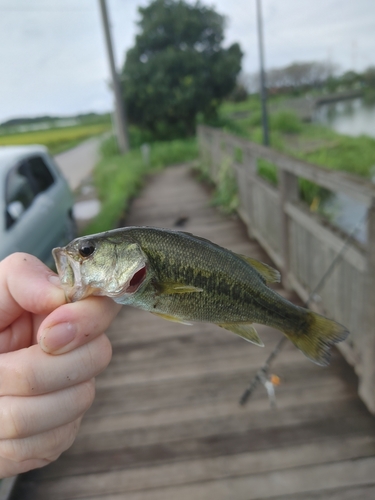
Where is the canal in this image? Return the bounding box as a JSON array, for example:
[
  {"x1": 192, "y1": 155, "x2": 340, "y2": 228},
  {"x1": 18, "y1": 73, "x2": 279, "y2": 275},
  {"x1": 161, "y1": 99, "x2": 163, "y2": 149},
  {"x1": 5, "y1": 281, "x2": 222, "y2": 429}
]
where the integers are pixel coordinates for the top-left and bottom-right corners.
[
  {"x1": 314, "y1": 97, "x2": 375, "y2": 139},
  {"x1": 314, "y1": 98, "x2": 375, "y2": 244}
]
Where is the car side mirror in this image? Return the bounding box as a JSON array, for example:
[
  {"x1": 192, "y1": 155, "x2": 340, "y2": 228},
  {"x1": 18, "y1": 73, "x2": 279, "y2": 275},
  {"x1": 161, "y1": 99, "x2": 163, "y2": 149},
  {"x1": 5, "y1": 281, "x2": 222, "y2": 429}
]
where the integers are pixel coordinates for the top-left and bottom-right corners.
[{"x1": 7, "y1": 200, "x2": 25, "y2": 222}]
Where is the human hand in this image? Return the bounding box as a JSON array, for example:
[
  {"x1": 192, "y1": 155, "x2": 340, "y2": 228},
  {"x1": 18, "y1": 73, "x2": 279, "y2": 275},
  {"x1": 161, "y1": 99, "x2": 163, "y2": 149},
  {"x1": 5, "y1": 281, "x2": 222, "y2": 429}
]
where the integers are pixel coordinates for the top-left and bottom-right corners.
[{"x1": 0, "y1": 253, "x2": 120, "y2": 478}]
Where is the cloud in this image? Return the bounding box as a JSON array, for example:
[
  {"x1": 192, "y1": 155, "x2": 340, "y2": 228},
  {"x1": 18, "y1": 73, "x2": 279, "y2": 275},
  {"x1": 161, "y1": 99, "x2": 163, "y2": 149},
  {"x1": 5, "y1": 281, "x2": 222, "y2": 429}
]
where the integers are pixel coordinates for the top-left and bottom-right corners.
[
  {"x1": 210, "y1": 0, "x2": 375, "y2": 73},
  {"x1": 0, "y1": 0, "x2": 374, "y2": 121}
]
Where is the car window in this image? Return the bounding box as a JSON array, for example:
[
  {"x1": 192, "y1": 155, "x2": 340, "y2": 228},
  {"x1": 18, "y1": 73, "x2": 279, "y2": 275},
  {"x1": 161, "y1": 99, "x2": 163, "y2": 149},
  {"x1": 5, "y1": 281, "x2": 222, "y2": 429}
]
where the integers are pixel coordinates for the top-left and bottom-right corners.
[
  {"x1": 27, "y1": 155, "x2": 55, "y2": 194},
  {"x1": 5, "y1": 163, "x2": 34, "y2": 210},
  {"x1": 5, "y1": 155, "x2": 55, "y2": 229}
]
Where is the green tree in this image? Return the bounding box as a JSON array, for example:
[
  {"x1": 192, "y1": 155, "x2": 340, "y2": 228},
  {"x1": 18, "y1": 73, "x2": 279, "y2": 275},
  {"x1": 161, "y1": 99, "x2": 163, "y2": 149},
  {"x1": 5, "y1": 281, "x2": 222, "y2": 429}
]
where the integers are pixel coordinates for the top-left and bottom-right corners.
[
  {"x1": 122, "y1": 0, "x2": 243, "y2": 139},
  {"x1": 340, "y1": 70, "x2": 362, "y2": 90},
  {"x1": 363, "y1": 66, "x2": 375, "y2": 88}
]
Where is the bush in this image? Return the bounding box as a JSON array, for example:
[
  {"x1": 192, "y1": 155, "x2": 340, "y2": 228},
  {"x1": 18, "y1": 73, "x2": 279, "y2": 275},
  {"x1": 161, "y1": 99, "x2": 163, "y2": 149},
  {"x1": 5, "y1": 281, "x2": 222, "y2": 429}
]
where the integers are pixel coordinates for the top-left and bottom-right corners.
[
  {"x1": 271, "y1": 110, "x2": 302, "y2": 133},
  {"x1": 211, "y1": 157, "x2": 238, "y2": 213},
  {"x1": 256, "y1": 159, "x2": 278, "y2": 185}
]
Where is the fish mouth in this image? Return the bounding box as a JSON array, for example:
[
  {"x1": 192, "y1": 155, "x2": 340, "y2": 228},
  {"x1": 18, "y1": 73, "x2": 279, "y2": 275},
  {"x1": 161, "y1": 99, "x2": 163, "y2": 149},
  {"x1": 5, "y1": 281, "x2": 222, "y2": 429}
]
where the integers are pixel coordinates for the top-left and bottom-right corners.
[{"x1": 52, "y1": 247, "x2": 91, "y2": 302}]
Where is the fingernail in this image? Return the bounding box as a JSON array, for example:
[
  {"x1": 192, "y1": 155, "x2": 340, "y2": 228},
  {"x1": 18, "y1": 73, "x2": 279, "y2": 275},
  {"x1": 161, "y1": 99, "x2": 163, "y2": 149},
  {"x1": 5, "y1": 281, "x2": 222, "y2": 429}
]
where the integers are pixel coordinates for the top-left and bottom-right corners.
[{"x1": 40, "y1": 322, "x2": 77, "y2": 353}]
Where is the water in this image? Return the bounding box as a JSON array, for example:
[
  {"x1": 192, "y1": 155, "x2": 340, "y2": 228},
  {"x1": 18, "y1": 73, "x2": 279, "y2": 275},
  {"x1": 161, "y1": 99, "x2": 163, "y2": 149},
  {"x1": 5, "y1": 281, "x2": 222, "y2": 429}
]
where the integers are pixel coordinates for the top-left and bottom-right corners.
[
  {"x1": 314, "y1": 98, "x2": 374, "y2": 244},
  {"x1": 321, "y1": 192, "x2": 367, "y2": 244},
  {"x1": 314, "y1": 97, "x2": 375, "y2": 138}
]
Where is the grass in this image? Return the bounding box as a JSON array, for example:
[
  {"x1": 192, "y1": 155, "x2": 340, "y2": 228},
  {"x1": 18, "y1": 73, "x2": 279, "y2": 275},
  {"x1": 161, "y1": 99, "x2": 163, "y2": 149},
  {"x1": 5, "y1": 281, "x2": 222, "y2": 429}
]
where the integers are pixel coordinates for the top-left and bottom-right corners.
[
  {"x1": 0, "y1": 122, "x2": 111, "y2": 155},
  {"x1": 210, "y1": 156, "x2": 239, "y2": 214},
  {"x1": 296, "y1": 132, "x2": 375, "y2": 176},
  {"x1": 82, "y1": 136, "x2": 198, "y2": 235},
  {"x1": 218, "y1": 96, "x2": 375, "y2": 178},
  {"x1": 256, "y1": 158, "x2": 278, "y2": 186},
  {"x1": 210, "y1": 95, "x2": 375, "y2": 207}
]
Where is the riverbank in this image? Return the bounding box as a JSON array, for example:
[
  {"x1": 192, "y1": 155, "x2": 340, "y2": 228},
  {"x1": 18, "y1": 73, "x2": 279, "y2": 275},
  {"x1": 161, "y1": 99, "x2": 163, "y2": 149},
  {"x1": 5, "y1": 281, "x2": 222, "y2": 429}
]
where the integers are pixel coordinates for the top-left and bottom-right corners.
[{"x1": 218, "y1": 95, "x2": 375, "y2": 181}]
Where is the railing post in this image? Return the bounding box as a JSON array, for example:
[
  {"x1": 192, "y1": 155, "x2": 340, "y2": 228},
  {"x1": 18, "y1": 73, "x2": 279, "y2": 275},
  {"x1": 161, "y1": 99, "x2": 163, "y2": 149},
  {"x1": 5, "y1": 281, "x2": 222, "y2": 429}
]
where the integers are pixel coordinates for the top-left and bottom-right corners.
[
  {"x1": 242, "y1": 147, "x2": 258, "y2": 240},
  {"x1": 359, "y1": 198, "x2": 375, "y2": 412},
  {"x1": 197, "y1": 126, "x2": 206, "y2": 167},
  {"x1": 279, "y1": 169, "x2": 299, "y2": 289},
  {"x1": 210, "y1": 130, "x2": 221, "y2": 182}
]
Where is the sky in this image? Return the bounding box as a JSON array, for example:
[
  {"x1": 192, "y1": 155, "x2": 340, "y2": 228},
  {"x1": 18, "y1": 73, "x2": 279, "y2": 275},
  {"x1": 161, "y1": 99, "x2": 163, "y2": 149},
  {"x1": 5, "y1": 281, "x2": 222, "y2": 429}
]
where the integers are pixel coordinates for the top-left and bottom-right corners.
[{"x1": 0, "y1": 0, "x2": 374, "y2": 123}]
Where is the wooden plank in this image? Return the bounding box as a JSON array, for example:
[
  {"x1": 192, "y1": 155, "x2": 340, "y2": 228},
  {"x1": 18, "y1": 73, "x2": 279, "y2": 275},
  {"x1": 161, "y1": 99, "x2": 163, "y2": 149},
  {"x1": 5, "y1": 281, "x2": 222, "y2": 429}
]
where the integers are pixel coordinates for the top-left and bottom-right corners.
[
  {"x1": 89, "y1": 355, "x2": 352, "y2": 418},
  {"x1": 78, "y1": 383, "x2": 355, "y2": 437},
  {"x1": 279, "y1": 170, "x2": 299, "y2": 285},
  {"x1": 32, "y1": 456, "x2": 375, "y2": 500},
  {"x1": 64, "y1": 399, "x2": 364, "y2": 458},
  {"x1": 96, "y1": 346, "x2": 340, "y2": 389},
  {"x1": 254, "y1": 484, "x2": 375, "y2": 500},
  {"x1": 20, "y1": 437, "x2": 375, "y2": 500},
  {"x1": 0, "y1": 477, "x2": 17, "y2": 500},
  {"x1": 284, "y1": 201, "x2": 366, "y2": 271},
  {"x1": 359, "y1": 199, "x2": 375, "y2": 412},
  {"x1": 249, "y1": 227, "x2": 284, "y2": 270}
]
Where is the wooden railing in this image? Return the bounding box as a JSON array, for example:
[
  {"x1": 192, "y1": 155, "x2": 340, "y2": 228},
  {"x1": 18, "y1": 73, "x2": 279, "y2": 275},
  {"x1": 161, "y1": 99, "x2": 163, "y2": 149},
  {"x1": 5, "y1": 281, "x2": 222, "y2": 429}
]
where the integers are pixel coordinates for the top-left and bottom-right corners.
[{"x1": 198, "y1": 125, "x2": 375, "y2": 413}]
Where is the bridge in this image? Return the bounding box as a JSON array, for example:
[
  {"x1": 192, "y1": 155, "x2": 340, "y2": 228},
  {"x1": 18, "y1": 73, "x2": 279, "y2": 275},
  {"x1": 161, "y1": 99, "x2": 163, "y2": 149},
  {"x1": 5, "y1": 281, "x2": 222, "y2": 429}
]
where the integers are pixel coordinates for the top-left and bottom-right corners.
[
  {"x1": 9, "y1": 133, "x2": 375, "y2": 499},
  {"x1": 268, "y1": 91, "x2": 364, "y2": 121}
]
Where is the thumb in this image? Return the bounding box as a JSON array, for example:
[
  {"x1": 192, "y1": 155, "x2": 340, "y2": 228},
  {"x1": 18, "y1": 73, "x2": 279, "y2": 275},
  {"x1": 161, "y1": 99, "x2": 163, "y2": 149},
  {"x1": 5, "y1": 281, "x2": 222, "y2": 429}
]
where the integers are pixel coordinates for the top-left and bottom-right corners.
[{"x1": 0, "y1": 253, "x2": 66, "y2": 352}]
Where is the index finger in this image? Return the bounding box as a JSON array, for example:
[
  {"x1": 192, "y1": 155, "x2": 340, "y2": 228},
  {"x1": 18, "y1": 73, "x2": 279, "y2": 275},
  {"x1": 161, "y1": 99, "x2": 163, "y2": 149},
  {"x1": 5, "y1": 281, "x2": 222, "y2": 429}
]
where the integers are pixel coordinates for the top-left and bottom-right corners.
[{"x1": 0, "y1": 253, "x2": 66, "y2": 332}]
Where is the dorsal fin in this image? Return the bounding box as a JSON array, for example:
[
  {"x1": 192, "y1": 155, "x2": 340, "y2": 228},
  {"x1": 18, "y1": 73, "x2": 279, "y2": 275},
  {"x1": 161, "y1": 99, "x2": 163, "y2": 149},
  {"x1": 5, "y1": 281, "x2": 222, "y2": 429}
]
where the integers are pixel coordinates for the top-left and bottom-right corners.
[{"x1": 236, "y1": 254, "x2": 280, "y2": 284}]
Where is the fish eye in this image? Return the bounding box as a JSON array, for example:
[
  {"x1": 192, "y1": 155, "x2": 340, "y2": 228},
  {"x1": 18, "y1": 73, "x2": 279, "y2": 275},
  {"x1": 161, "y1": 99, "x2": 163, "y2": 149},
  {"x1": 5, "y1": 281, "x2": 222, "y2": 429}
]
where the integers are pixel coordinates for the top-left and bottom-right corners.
[{"x1": 78, "y1": 243, "x2": 96, "y2": 258}]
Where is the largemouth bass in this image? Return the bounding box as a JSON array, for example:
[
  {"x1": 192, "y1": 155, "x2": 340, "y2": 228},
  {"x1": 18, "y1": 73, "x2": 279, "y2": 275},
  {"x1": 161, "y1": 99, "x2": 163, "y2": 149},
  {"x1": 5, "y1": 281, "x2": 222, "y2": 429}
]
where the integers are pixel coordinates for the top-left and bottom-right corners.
[{"x1": 52, "y1": 226, "x2": 349, "y2": 366}]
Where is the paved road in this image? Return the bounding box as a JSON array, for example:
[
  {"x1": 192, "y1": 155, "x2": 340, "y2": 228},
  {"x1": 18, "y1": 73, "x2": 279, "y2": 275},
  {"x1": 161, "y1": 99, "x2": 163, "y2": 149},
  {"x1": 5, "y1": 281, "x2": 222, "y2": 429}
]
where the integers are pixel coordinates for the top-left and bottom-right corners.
[{"x1": 54, "y1": 136, "x2": 103, "y2": 190}]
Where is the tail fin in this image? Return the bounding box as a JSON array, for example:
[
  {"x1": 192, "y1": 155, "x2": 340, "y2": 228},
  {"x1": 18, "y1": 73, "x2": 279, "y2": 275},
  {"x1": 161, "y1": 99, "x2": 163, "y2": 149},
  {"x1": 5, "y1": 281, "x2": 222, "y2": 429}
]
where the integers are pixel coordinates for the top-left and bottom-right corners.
[{"x1": 283, "y1": 311, "x2": 349, "y2": 366}]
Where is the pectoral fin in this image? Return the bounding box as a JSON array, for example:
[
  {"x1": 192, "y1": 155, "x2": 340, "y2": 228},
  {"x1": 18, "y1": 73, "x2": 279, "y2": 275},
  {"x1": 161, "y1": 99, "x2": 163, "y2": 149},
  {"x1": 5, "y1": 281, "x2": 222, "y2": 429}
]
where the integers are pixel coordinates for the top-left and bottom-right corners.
[
  {"x1": 152, "y1": 312, "x2": 192, "y2": 325},
  {"x1": 236, "y1": 254, "x2": 280, "y2": 284},
  {"x1": 217, "y1": 323, "x2": 264, "y2": 346},
  {"x1": 158, "y1": 282, "x2": 203, "y2": 294}
]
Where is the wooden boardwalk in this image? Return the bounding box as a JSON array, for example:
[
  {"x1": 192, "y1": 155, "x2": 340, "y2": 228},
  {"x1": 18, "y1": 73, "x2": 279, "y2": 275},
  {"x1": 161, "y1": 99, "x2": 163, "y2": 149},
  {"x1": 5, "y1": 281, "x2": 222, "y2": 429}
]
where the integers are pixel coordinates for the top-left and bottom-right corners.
[{"x1": 11, "y1": 165, "x2": 375, "y2": 499}]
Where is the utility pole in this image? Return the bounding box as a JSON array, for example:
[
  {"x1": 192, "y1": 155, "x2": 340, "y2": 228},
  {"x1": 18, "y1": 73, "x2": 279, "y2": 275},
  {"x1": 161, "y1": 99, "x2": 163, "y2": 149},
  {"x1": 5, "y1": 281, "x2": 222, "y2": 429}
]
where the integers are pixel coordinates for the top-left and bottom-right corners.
[
  {"x1": 256, "y1": 0, "x2": 270, "y2": 146},
  {"x1": 98, "y1": 0, "x2": 129, "y2": 154}
]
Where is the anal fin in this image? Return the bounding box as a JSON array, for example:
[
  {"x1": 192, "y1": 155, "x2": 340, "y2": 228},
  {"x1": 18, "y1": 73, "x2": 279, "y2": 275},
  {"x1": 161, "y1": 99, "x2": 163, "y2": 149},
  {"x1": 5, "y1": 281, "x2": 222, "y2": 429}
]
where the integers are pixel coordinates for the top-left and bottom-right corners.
[{"x1": 217, "y1": 323, "x2": 264, "y2": 346}]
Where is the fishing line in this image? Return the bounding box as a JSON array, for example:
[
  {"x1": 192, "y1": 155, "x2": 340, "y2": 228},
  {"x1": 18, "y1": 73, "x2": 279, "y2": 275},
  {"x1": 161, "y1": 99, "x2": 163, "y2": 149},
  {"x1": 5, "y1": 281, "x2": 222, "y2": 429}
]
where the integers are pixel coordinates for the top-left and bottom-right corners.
[{"x1": 239, "y1": 209, "x2": 369, "y2": 406}]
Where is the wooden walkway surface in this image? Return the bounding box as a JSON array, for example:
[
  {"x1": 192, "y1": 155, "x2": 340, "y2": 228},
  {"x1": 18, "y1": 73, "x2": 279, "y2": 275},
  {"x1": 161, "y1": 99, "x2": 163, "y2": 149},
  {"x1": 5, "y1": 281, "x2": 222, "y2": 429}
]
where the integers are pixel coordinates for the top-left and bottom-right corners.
[{"x1": 11, "y1": 165, "x2": 375, "y2": 499}]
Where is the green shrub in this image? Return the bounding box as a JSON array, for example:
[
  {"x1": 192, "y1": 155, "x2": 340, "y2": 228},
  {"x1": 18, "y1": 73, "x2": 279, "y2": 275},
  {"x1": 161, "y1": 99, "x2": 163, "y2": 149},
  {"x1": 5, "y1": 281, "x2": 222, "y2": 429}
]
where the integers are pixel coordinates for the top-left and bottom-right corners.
[
  {"x1": 298, "y1": 179, "x2": 331, "y2": 207},
  {"x1": 211, "y1": 157, "x2": 238, "y2": 213},
  {"x1": 150, "y1": 138, "x2": 198, "y2": 168},
  {"x1": 303, "y1": 134, "x2": 375, "y2": 177},
  {"x1": 271, "y1": 110, "x2": 302, "y2": 133},
  {"x1": 256, "y1": 159, "x2": 278, "y2": 185}
]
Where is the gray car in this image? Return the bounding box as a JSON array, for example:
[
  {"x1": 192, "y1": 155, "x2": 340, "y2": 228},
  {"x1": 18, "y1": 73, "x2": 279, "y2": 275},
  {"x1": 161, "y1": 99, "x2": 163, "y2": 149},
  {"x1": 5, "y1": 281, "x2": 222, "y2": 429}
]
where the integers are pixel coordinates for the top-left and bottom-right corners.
[{"x1": 0, "y1": 145, "x2": 76, "y2": 267}]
